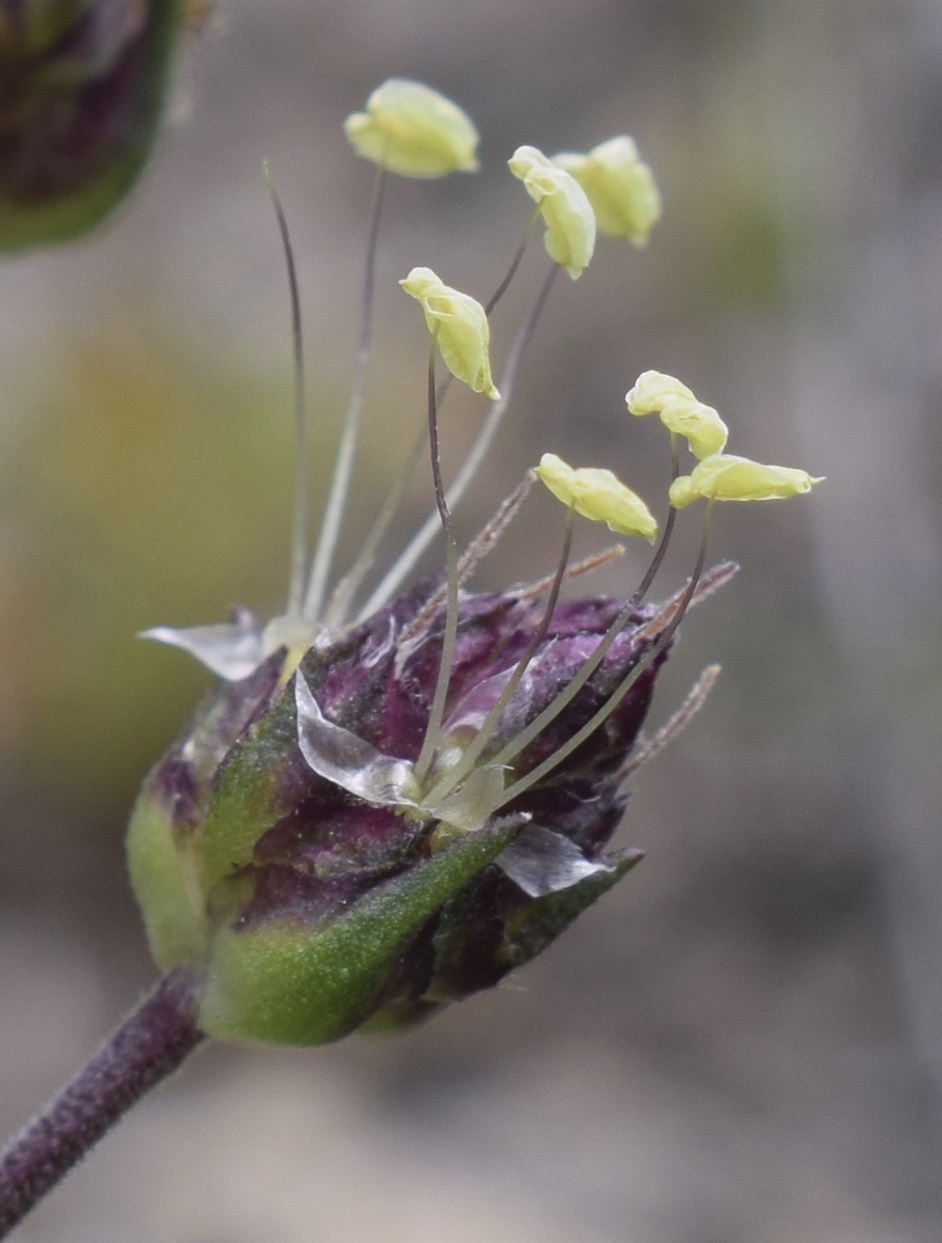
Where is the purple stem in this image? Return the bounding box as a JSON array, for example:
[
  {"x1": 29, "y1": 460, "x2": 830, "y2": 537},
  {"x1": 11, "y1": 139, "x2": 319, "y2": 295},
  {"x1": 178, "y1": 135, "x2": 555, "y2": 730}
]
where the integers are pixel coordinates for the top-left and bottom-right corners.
[{"x1": 0, "y1": 967, "x2": 204, "y2": 1238}]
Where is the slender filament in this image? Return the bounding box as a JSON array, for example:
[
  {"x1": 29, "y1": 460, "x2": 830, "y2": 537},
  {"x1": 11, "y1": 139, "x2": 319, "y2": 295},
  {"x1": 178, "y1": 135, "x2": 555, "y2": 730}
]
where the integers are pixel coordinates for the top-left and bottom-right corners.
[
  {"x1": 303, "y1": 163, "x2": 388, "y2": 621},
  {"x1": 424, "y1": 502, "x2": 575, "y2": 807},
  {"x1": 335, "y1": 218, "x2": 542, "y2": 625},
  {"x1": 493, "y1": 502, "x2": 714, "y2": 809},
  {"x1": 263, "y1": 163, "x2": 309, "y2": 618},
  {"x1": 414, "y1": 348, "x2": 461, "y2": 785},
  {"x1": 485, "y1": 206, "x2": 540, "y2": 316},
  {"x1": 628, "y1": 431, "x2": 680, "y2": 609}
]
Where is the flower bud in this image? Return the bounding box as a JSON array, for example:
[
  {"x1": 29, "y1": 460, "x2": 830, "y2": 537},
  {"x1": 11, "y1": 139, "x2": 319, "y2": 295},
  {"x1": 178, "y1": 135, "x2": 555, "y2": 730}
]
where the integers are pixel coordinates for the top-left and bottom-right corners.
[
  {"x1": 0, "y1": 0, "x2": 187, "y2": 250},
  {"x1": 536, "y1": 452, "x2": 658, "y2": 541},
  {"x1": 508, "y1": 145, "x2": 596, "y2": 278},
  {"x1": 554, "y1": 136, "x2": 661, "y2": 246},
  {"x1": 626, "y1": 371, "x2": 729, "y2": 461},
  {"x1": 343, "y1": 79, "x2": 479, "y2": 178},
  {"x1": 668, "y1": 454, "x2": 825, "y2": 508},
  {"x1": 127, "y1": 574, "x2": 668, "y2": 1044},
  {"x1": 400, "y1": 266, "x2": 499, "y2": 399}
]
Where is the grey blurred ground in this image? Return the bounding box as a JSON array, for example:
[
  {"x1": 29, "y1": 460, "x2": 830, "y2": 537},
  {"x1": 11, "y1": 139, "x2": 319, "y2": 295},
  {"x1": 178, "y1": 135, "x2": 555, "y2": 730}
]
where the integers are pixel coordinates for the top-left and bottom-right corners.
[{"x1": 2, "y1": 0, "x2": 942, "y2": 1239}]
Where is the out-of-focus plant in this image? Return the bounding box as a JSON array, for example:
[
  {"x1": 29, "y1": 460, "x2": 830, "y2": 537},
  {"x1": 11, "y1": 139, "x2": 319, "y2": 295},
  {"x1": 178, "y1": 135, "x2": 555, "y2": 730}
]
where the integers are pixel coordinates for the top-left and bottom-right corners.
[
  {"x1": 0, "y1": 76, "x2": 821, "y2": 1236},
  {"x1": 0, "y1": 0, "x2": 197, "y2": 251}
]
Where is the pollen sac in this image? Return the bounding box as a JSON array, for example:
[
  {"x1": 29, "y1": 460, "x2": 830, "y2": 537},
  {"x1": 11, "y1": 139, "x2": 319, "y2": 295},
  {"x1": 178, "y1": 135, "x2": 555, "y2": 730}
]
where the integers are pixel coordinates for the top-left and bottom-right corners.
[
  {"x1": 536, "y1": 452, "x2": 658, "y2": 541},
  {"x1": 626, "y1": 371, "x2": 729, "y2": 461},
  {"x1": 127, "y1": 576, "x2": 669, "y2": 1046},
  {"x1": 508, "y1": 144, "x2": 596, "y2": 278},
  {"x1": 344, "y1": 78, "x2": 480, "y2": 179},
  {"x1": 668, "y1": 453, "x2": 825, "y2": 508},
  {"x1": 0, "y1": 0, "x2": 188, "y2": 251},
  {"x1": 400, "y1": 266, "x2": 499, "y2": 399},
  {"x1": 554, "y1": 135, "x2": 661, "y2": 246}
]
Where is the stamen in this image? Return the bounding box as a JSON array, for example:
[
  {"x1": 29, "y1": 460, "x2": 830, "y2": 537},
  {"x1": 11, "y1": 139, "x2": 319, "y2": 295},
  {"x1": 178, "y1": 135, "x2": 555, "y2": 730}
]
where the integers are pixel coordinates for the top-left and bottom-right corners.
[
  {"x1": 400, "y1": 472, "x2": 535, "y2": 644},
  {"x1": 329, "y1": 228, "x2": 538, "y2": 628},
  {"x1": 481, "y1": 440, "x2": 684, "y2": 774},
  {"x1": 619, "y1": 663, "x2": 720, "y2": 779},
  {"x1": 323, "y1": 415, "x2": 428, "y2": 627},
  {"x1": 628, "y1": 430, "x2": 680, "y2": 609},
  {"x1": 303, "y1": 163, "x2": 388, "y2": 622},
  {"x1": 423, "y1": 502, "x2": 575, "y2": 808},
  {"x1": 359, "y1": 262, "x2": 559, "y2": 619},
  {"x1": 263, "y1": 163, "x2": 309, "y2": 619},
  {"x1": 414, "y1": 347, "x2": 461, "y2": 785},
  {"x1": 491, "y1": 502, "x2": 714, "y2": 811}
]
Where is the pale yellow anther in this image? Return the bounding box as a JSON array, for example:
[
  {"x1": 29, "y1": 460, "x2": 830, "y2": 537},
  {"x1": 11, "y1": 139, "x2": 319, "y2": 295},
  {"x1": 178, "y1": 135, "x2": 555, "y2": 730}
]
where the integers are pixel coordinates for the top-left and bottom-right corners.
[
  {"x1": 344, "y1": 79, "x2": 479, "y2": 178},
  {"x1": 400, "y1": 267, "x2": 500, "y2": 400},
  {"x1": 508, "y1": 146, "x2": 596, "y2": 279},
  {"x1": 668, "y1": 454, "x2": 825, "y2": 509},
  {"x1": 536, "y1": 453, "x2": 657, "y2": 542},
  {"x1": 626, "y1": 370, "x2": 729, "y2": 461},
  {"x1": 554, "y1": 136, "x2": 661, "y2": 246}
]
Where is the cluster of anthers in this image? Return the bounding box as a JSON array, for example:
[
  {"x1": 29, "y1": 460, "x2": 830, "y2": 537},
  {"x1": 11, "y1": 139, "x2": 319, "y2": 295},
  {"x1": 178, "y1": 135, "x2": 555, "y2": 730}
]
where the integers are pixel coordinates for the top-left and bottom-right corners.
[{"x1": 129, "y1": 79, "x2": 821, "y2": 1045}]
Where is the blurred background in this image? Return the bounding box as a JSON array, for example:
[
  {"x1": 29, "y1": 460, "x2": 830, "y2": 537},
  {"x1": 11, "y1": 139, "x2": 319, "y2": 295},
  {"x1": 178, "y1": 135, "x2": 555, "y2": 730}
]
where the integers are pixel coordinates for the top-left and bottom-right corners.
[{"x1": 2, "y1": 0, "x2": 942, "y2": 1239}]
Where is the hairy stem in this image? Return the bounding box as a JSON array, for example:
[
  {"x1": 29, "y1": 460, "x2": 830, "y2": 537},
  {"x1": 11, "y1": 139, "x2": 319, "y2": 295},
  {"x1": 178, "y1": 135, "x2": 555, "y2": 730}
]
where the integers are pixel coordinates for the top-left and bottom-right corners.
[{"x1": 0, "y1": 968, "x2": 204, "y2": 1239}]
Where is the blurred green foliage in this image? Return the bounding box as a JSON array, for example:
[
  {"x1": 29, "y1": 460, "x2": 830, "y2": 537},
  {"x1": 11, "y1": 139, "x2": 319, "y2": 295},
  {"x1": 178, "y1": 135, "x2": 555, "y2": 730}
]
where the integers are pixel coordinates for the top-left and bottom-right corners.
[{"x1": 0, "y1": 0, "x2": 186, "y2": 251}]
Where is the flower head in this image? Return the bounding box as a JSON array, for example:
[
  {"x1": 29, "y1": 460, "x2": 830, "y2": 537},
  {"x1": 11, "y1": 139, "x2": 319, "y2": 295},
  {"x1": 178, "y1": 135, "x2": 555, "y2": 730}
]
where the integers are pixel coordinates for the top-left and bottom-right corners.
[
  {"x1": 669, "y1": 454, "x2": 825, "y2": 508},
  {"x1": 127, "y1": 89, "x2": 762, "y2": 1054},
  {"x1": 400, "y1": 267, "x2": 499, "y2": 398},
  {"x1": 129, "y1": 574, "x2": 669, "y2": 1044},
  {"x1": 508, "y1": 145, "x2": 596, "y2": 278},
  {"x1": 626, "y1": 371, "x2": 729, "y2": 460},
  {"x1": 536, "y1": 453, "x2": 657, "y2": 541},
  {"x1": 344, "y1": 79, "x2": 479, "y2": 178},
  {"x1": 554, "y1": 136, "x2": 661, "y2": 246}
]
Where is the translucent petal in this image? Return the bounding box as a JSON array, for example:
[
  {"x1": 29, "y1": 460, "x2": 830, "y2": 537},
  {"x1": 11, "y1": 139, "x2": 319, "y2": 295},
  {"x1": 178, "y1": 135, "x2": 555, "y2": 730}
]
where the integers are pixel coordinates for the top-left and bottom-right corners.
[
  {"x1": 295, "y1": 673, "x2": 419, "y2": 807},
  {"x1": 140, "y1": 612, "x2": 265, "y2": 681},
  {"x1": 497, "y1": 825, "x2": 614, "y2": 898}
]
